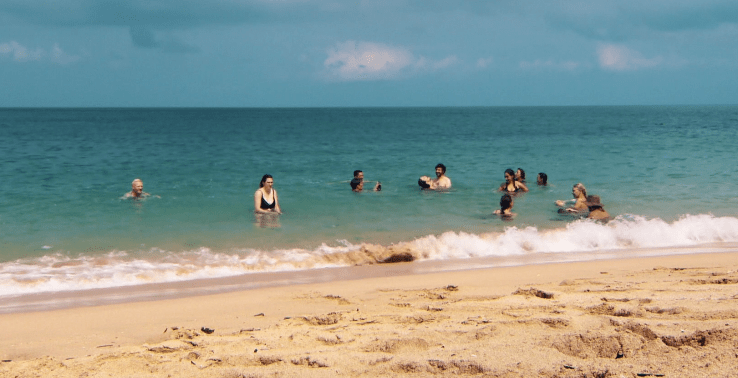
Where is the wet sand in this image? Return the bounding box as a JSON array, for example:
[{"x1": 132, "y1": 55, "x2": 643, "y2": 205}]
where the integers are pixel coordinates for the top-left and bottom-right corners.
[{"x1": 1, "y1": 252, "x2": 738, "y2": 377}]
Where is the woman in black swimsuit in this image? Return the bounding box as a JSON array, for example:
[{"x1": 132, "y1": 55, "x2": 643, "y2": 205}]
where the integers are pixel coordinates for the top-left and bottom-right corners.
[
  {"x1": 254, "y1": 174, "x2": 281, "y2": 214},
  {"x1": 498, "y1": 168, "x2": 528, "y2": 194}
]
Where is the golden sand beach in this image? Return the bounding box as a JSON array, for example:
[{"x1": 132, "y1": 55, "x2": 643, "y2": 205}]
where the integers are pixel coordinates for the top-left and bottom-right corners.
[{"x1": 2, "y1": 252, "x2": 737, "y2": 377}]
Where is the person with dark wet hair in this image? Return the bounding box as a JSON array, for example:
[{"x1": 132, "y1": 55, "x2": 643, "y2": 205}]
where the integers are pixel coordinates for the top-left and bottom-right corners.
[
  {"x1": 537, "y1": 172, "x2": 548, "y2": 186},
  {"x1": 419, "y1": 163, "x2": 451, "y2": 190},
  {"x1": 254, "y1": 174, "x2": 281, "y2": 214},
  {"x1": 585, "y1": 195, "x2": 610, "y2": 221},
  {"x1": 351, "y1": 170, "x2": 380, "y2": 192},
  {"x1": 499, "y1": 168, "x2": 528, "y2": 193},
  {"x1": 556, "y1": 183, "x2": 587, "y2": 213},
  {"x1": 494, "y1": 193, "x2": 515, "y2": 218},
  {"x1": 515, "y1": 168, "x2": 526, "y2": 183}
]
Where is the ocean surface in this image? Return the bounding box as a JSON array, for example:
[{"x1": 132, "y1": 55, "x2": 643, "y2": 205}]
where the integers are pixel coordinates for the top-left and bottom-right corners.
[{"x1": 2, "y1": 106, "x2": 738, "y2": 311}]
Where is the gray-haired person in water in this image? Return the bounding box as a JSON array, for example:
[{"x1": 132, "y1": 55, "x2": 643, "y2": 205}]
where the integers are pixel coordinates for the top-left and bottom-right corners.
[
  {"x1": 419, "y1": 163, "x2": 451, "y2": 190},
  {"x1": 556, "y1": 183, "x2": 587, "y2": 213},
  {"x1": 123, "y1": 178, "x2": 151, "y2": 199}
]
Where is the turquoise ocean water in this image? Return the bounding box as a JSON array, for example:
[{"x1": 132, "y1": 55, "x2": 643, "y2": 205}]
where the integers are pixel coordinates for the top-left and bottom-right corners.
[{"x1": 2, "y1": 106, "x2": 738, "y2": 309}]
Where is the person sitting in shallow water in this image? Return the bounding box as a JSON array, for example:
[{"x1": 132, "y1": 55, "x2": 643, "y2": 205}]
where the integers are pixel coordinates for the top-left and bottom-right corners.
[
  {"x1": 351, "y1": 170, "x2": 380, "y2": 192},
  {"x1": 498, "y1": 168, "x2": 528, "y2": 194},
  {"x1": 419, "y1": 163, "x2": 451, "y2": 190},
  {"x1": 585, "y1": 195, "x2": 610, "y2": 221},
  {"x1": 493, "y1": 193, "x2": 516, "y2": 219},
  {"x1": 556, "y1": 183, "x2": 588, "y2": 213},
  {"x1": 123, "y1": 178, "x2": 151, "y2": 199},
  {"x1": 537, "y1": 172, "x2": 548, "y2": 186},
  {"x1": 254, "y1": 174, "x2": 281, "y2": 214}
]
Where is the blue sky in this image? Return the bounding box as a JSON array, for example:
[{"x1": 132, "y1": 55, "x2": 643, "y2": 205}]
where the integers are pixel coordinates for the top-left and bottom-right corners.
[{"x1": 1, "y1": 0, "x2": 737, "y2": 107}]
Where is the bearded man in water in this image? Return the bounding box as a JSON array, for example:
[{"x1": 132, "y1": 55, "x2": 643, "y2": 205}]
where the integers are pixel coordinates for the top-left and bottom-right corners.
[{"x1": 418, "y1": 163, "x2": 451, "y2": 190}]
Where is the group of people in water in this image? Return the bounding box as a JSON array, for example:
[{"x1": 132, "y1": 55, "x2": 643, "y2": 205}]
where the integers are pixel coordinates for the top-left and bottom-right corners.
[
  {"x1": 491, "y1": 167, "x2": 609, "y2": 221},
  {"x1": 125, "y1": 163, "x2": 610, "y2": 222}
]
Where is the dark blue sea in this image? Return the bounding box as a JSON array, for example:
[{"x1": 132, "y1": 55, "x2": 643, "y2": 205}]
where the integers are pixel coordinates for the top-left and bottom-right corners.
[{"x1": 2, "y1": 106, "x2": 738, "y2": 310}]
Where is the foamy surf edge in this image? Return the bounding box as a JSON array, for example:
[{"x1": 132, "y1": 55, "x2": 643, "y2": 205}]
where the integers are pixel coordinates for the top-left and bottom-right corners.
[{"x1": 2, "y1": 213, "x2": 737, "y2": 297}]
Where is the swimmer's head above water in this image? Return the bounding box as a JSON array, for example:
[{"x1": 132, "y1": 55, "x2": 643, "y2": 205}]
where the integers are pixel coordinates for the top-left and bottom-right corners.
[
  {"x1": 131, "y1": 178, "x2": 143, "y2": 195},
  {"x1": 435, "y1": 163, "x2": 446, "y2": 177},
  {"x1": 516, "y1": 168, "x2": 526, "y2": 181},
  {"x1": 500, "y1": 193, "x2": 513, "y2": 211},
  {"x1": 124, "y1": 178, "x2": 151, "y2": 199},
  {"x1": 504, "y1": 168, "x2": 515, "y2": 183},
  {"x1": 260, "y1": 174, "x2": 274, "y2": 188},
  {"x1": 350, "y1": 178, "x2": 363, "y2": 191},
  {"x1": 537, "y1": 172, "x2": 548, "y2": 186},
  {"x1": 573, "y1": 183, "x2": 587, "y2": 198}
]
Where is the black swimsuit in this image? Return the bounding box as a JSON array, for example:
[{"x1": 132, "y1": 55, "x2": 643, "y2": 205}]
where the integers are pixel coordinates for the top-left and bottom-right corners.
[
  {"x1": 503, "y1": 183, "x2": 523, "y2": 194},
  {"x1": 260, "y1": 190, "x2": 276, "y2": 210}
]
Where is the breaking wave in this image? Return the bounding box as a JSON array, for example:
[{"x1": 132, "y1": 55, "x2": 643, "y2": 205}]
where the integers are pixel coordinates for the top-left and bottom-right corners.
[{"x1": 2, "y1": 214, "x2": 738, "y2": 297}]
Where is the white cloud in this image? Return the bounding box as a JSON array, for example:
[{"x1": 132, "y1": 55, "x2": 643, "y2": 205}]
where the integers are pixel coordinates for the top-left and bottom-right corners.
[
  {"x1": 322, "y1": 41, "x2": 457, "y2": 82},
  {"x1": 51, "y1": 43, "x2": 81, "y2": 65},
  {"x1": 0, "y1": 41, "x2": 81, "y2": 64},
  {"x1": 432, "y1": 55, "x2": 459, "y2": 70},
  {"x1": 476, "y1": 57, "x2": 493, "y2": 68},
  {"x1": 0, "y1": 41, "x2": 44, "y2": 62},
  {"x1": 519, "y1": 59, "x2": 582, "y2": 71},
  {"x1": 597, "y1": 44, "x2": 662, "y2": 71}
]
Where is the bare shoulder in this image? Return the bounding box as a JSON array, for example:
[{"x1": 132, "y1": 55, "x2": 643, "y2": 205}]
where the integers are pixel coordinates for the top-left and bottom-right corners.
[{"x1": 439, "y1": 176, "x2": 452, "y2": 188}]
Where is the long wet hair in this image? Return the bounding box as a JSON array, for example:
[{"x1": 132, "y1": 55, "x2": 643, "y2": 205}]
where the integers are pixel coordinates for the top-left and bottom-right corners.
[
  {"x1": 260, "y1": 174, "x2": 273, "y2": 188},
  {"x1": 573, "y1": 183, "x2": 587, "y2": 198},
  {"x1": 516, "y1": 168, "x2": 526, "y2": 181},
  {"x1": 537, "y1": 172, "x2": 547, "y2": 185},
  {"x1": 500, "y1": 194, "x2": 513, "y2": 211}
]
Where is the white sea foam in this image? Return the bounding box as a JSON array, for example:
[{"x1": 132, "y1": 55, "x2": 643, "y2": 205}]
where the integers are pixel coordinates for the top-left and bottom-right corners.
[{"x1": 2, "y1": 214, "x2": 738, "y2": 297}]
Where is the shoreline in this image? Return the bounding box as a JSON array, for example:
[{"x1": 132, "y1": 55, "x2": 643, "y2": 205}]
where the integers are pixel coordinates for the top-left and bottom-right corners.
[
  {"x1": 3, "y1": 242, "x2": 736, "y2": 315},
  {"x1": 2, "y1": 251, "x2": 738, "y2": 376}
]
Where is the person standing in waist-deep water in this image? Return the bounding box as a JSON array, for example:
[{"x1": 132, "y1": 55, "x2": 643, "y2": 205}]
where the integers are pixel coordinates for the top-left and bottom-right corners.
[
  {"x1": 499, "y1": 168, "x2": 528, "y2": 193},
  {"x1": 351, "y1": 170, "x2": 381, "y2": 192},
  {"x1": 536, "y1": 172, "x2": 548, "y2": 186},
  {"x1": 123, "y1": 178, "x2": 151, "y2": 199},
  {"x1": 556, "y1": 182, "x2": 588, "y2": 213},
  {"x1": 585, "y1": 195, "x2": 610, "y2": 222},
  {"x1": 494, "y1": 193, "x2": 516, "y2": 219},
  {"x1": 418, "y1": 163, "x2": 452, "y2": 190},
  {"x1": 254, "y1": 174, "x2": 281, "y2": 214}
]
